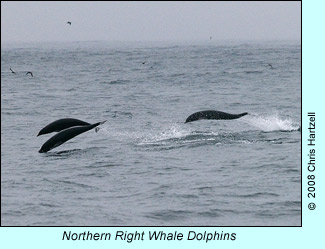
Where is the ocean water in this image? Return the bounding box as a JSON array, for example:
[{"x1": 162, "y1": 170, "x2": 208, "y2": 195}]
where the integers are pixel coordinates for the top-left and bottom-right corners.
[{"x1": 1, "y1": 40, "x2": 301, "y2": 226}]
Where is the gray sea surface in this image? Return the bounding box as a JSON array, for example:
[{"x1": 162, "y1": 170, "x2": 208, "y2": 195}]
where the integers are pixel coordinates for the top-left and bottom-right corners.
[{"x1": 1, "y1": 40, "x2": 301, "y2": 226}]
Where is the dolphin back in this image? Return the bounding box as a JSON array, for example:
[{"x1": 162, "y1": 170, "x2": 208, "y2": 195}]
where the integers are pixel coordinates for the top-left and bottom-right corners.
[
  {"x1": 185, "y1": 110, "x2": 248, "y2": 123},
  {"x1": 37, "y1": 118, "x2": 91, "y2": 136}
]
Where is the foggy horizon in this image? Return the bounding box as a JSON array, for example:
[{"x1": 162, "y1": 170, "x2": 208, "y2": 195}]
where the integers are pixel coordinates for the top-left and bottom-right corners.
[{"x1": 1, "y1": 1, "x2": 301, "y2": 43}]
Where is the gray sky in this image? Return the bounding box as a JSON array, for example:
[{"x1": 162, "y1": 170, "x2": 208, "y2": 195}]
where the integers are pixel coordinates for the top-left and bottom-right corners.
[{"x1": 1, "y1": 1, "x2": 301, "y2": 42}]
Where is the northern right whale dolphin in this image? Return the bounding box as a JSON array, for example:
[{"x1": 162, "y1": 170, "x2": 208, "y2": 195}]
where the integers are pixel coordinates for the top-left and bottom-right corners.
[
  {"x1": 37, "y1": 118, "x2": 91, "y2": 136},
  {"x1": 185, "y1": 110, "x2": 248, "y2": 123},
  {"x1": 39, "y1": 121, "x2": 106, "y2": 153}
]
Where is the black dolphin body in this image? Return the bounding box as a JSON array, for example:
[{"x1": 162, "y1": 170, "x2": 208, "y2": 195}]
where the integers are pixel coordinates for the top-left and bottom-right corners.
[
  {"x1": 185, "y1": 110, "x2": 248, "y2": 123},
  {"x1": 39, "y1": 121, "x2": 106, "y2": 153},
  {"x1": 37, "y1": 118, "x2": 91, "y2": 136}
]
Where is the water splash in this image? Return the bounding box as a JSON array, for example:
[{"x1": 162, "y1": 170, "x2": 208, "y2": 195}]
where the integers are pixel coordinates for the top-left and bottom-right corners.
[
  {"x1": 96, "y1": 123, "x2": 191, "y2": 144},
  {"x1": 139, "y1": 123, "x2": 191, "y2": 145},
  {"x1": 96, "y1": 114, "x2": 300, "y2": 150},
  {"x1": 241, "y1": 113, "x2": 300, "y2": 132}
]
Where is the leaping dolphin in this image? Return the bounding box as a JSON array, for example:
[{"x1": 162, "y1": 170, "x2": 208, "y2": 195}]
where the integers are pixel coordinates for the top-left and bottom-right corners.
[
  {"x1": 37, "y1": 118, "x2": 91, "y2": 136},
  {"x1": 38, "y1": 121, "x2": 106, "y2": 153},
  {"x1": 185, "y1": 110, "x2": 248, "y2": 123}
]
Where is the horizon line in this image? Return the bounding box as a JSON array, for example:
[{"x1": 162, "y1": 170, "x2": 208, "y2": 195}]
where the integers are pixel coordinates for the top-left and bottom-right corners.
[{"x1": 1, "y1": 38, "x2": 301, "y2": 44}]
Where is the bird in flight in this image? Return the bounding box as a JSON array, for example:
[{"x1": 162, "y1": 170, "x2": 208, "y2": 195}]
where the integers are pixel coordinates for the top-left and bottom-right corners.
[
  {"x1": 67, "y1": 21, "x2": 72, "y2": 25},
  {"x1": 26, "y1": 72, "x2": 33, "y2": 77},
  {"x1": 10, "y1": 68, "x2": 16, "y2": 74}
]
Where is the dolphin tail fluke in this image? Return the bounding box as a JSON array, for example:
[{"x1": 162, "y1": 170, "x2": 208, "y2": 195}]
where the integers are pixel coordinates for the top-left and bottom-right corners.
[
  {"x1": 238, "y1": 112, "x2": 248, "y2": 118},
  {"x1": 95, "y1": 120, "x2": 107, "y2": 132}
]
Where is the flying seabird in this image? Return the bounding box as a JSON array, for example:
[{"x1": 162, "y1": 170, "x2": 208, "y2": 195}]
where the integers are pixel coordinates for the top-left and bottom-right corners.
[
  {"x1": 267, "y1": 63, "x2": 274, "y2": 69},
  {"x1": 10, "y1": 68, "x2": 16, "y2": 74},
  {"x1": 67, "y1": 21, "x2": 71, "y2": 25},
  {"x1": 26, "y1": 72, "x2": 33, "y2": 77}
]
